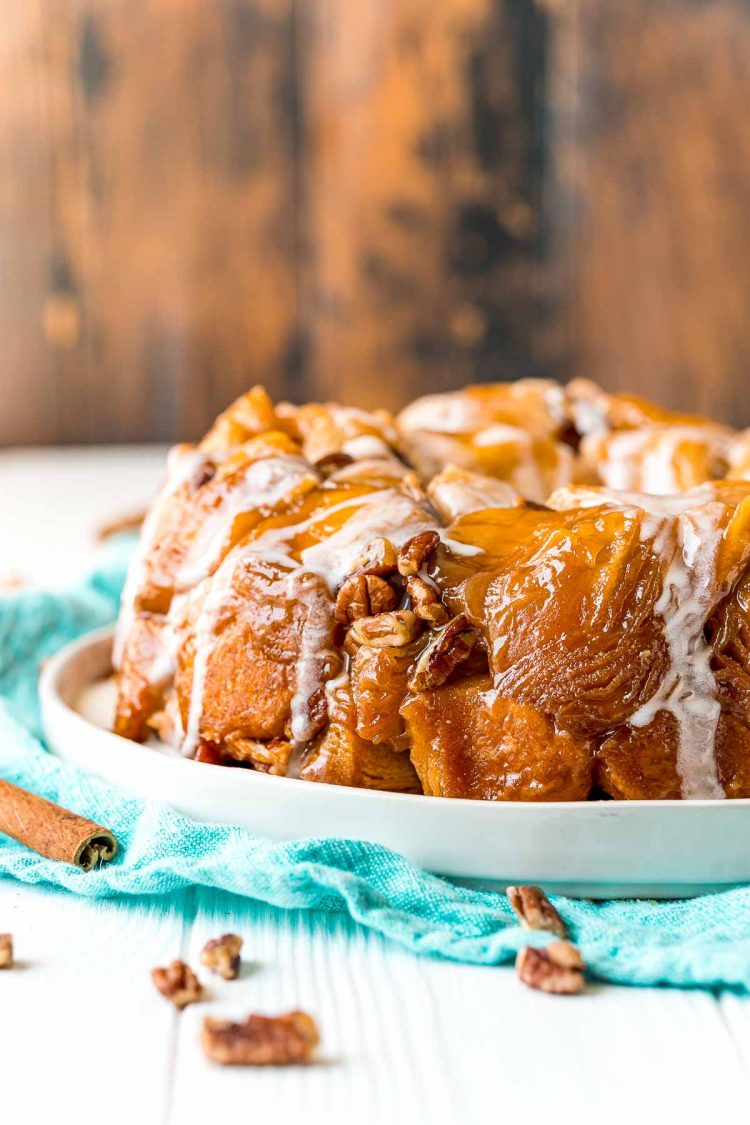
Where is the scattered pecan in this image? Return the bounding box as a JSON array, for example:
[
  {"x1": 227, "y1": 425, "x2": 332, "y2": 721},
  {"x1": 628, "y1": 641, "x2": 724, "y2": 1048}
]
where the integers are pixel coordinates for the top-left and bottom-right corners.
[
  {"x1": 405, "y1": 575, "x2": 449, "y2": 626},
  {"x1": 201, "y1": 1010, "x2": 320, "y2": 1066},
  {"x1": 408, "y1": 614, "x2": 477, "y2": 691},
  {"x1": 507, "y1": 885, "x2": 568, "y2": 939},
  {"x1": 350, "y1": 536, "x2": 398, "y2": 578},
  {"x1": 151, "y1": 960, "x2": 203, "y2": 1009},
  {"x1": 314, "y1": 451, "x2": 354, "y2": 474},
  {"x1": 335, "y1": 574, "x2": 398, "y2": 624},
  {"x1": 397, "y1": 530, "x2": 441, "y2": 577},
  {"x1": 350, "y1": 609, "x2": 423, "y2": 648},
  {"x1": 516, "y1": 941, "x2": 586, "y2": 995},
  {"x1": 201, "y1": 933, "x2": 243, "y2": 981},
  {"x1": 0, "y1": 933, "x2": 13, "y2": 970}
]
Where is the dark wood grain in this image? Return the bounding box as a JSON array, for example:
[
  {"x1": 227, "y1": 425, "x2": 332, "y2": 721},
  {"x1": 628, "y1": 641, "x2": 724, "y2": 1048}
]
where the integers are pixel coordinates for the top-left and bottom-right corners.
[
  {"x1": 299, "y1": 0, "x2": 547, "y2": 410},
  {"x1": 0, "y1": 0, "x2": 299, "y2": 445},
  {"x1": 546, "y1": 0, "x2": 750, "y2": 426},
  {"x1": 1, "y1": 0, "x2": 750, "y2": 443}
]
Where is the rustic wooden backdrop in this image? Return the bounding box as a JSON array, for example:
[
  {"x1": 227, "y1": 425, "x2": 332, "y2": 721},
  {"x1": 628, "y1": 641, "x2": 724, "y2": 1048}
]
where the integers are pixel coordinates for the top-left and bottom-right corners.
[{"x1": 2, "y1": 0, "x2": 749, "y2": 445}]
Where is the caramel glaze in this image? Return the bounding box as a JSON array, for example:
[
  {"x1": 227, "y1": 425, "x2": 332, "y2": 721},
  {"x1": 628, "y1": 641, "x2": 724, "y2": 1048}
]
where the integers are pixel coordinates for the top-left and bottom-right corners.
[{"x1": 114, "y1": 382, "x2": 750, "y2": 801}]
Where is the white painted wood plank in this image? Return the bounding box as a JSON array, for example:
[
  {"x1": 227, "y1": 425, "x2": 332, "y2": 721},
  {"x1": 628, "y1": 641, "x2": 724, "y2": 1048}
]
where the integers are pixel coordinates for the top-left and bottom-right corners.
[
  {"x1": 3, "y1": 445, "x2": 750, "y2": 1124},
  {"x1": 424, "y1": 954, "x2": 750, "y2": 1122},
  {"x1": 0, "y1": 875, "x2": 183, "y2": 1125},
  {"x1": 168, "y1": 888, "x2": 750, "y2": 1125},
  {"x1": 0, "y1": 445, "x2": 167, "y2": 587},
  {"x1": 717, "y1": 991, "x2": 750, "y2": 1069},
  {"x1": 169, "y1": 890, "x2": 460, "y2": 1125}
]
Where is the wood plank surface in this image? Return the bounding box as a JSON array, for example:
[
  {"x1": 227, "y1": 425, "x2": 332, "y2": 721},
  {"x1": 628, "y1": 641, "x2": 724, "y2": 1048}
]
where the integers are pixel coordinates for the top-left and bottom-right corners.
[
  {"x1": 2, "y1": 1, "x2": 750, "y2": 442},
  {"x1": 0, "y1": 0, "x2": 299, "y2": 445},
  {"x1": 300, "y1": 0, "x2": 547, "y2": 409},
  {"x1": 547, "y1": 0, "x2": 750, "y2": 425}
]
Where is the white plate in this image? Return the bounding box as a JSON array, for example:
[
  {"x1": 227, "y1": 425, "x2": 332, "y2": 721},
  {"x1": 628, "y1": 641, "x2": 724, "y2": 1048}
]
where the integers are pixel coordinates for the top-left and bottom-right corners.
[{"x1": 39, "y1": 627, "x2": 750, "y2": 899}]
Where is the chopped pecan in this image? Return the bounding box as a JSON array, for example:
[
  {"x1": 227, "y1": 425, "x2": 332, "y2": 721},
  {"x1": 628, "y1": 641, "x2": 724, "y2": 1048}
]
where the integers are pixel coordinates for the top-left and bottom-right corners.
[
  {"x1": 314, "y1": 451, "x2": 354, "y2": 474},
  {"x1": 350, "y1": 609, "x2": 422, "y2": 648},
  {"x1": 151, "y1": 960, "x2": 203, "y2": 1009},
  {"x1": 397, "y1": 530, "x2": 441, "y2": 577},
  {"x1": 516, "y1": 941, "x2": 586, "y2": 995},
  {"x1": 401, "y1": 471, "x2": 427, "y2": 503},
  {"x1": 201, "y1": 1010, "x2": 320, "y2": 1066},
  {"x1": 507, "y1": 885, "x2": 568, "y2": 939},
  {"x1": 201, "y1": 933, "x2": 243, "y2": 981},
  {"x1": 405, "y1": 575, "x2": 449, "y2": 626},
  {"x1": 0, "y1": 933, "x2": 13, "y2": 970},
  {"x1": 350, "y1": 536, "x2": 398, "y2": 578},
  {"x1": 335, "y1": 574, "x2": 398, "y2": 624},
  {"x1": 408, "y1": 614, "x2": 477, "y2": 691}
]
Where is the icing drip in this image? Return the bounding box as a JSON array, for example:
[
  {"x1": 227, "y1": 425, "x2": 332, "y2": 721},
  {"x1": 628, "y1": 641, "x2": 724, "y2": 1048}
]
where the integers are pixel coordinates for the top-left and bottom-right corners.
[
  {"x1": 181, "y1": 486, "x2": 436, "y2": 756},
  {"x1": 173, "y1": 454, "x2": 316, "y2": 589},
  {"x1": 629, "y1": 500, "x2": 726, "y2": 799},
  {"x1": 113, "y1": 445, "x2": 206, "y2": 670},
  {"x1": 588, "y1": 426, "x2": 730, "y2": 496}
]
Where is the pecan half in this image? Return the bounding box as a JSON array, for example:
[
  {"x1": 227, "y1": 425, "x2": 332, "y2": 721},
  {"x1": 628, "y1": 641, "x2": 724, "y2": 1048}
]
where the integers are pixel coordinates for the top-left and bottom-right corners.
[
  {"x1": 408, "y1": 613, "x2": 477, "y2": 691},
  {"x1": 201, "y1": 1010, "x2": 320, "y2": 1066},
  {"x1": 350, "y1": 609, "x2": 423, "y2": 648},
  {"x1": 200, "y1": 933, "x2": 243, "y2": 981},
  {"x1": 405, "y1": 575, "x2": 449, "y2": 626},
  {"x1": 350, "y1": 536, "x2": 398, "y2": 578},
  {"x1": 314, "y1": 451, "x2": 354, "y2": 474},
  {"x1": 516, "y1": 941, "x2": 586, "y2": 995},
  {"x1": 0, "y1": 933, "x2": 13, "y2": 970},
  {"x1": 335, "y1": 574, "x2": 398, "y2": 624},
  {"x1": 397, "y1": 530, "x2": 441, "y2": 577},
  {"x1": 151, "y1": 960, "x2": 203, "y2": 1009},
  {"x1": 507, "y1": 885, "x2": 568, "y2": 939}
]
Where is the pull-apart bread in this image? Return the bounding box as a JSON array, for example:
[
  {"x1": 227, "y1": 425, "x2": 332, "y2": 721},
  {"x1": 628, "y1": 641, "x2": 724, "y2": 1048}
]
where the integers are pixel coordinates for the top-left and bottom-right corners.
[{"x1": 113, "y1": 381, "x2": 750, "y2": 801}]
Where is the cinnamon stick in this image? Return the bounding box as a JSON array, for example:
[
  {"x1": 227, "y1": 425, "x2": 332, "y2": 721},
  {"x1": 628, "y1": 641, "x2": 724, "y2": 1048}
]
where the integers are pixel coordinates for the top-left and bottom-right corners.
[{"x1": 0, "y1": 779, "x2": 117, "y2": 871}]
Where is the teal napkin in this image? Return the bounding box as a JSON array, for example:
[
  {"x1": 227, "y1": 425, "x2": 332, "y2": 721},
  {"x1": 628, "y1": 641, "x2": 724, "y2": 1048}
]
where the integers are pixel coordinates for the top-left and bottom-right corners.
[{"x1": 2, "y1": 540, "x2": 750, "y2": 991}]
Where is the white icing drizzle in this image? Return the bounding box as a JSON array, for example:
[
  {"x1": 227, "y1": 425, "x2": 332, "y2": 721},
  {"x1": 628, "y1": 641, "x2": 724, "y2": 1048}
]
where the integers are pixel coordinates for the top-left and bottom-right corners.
[
  {"x1": 172, "y1": 454, "x2": 315, "y2": 589},
  {"x1": 113, "y1": 445, "x2": 206, "y2": 670},
  {"x1": 180, "y1": 486, "x2": 436, "y2": 756},
  {"x1": 540, "y1": 482, "x2": 736, "y2": 798},
  {"x1": 628, "y1": 496, "x2": 726, "y2": 799},
  {"x1": 427, "y1": 468, "x2": 519, "y2": 522},
  {"x1": 585, "y1": 426, "x2": 731, "y2": 496}
]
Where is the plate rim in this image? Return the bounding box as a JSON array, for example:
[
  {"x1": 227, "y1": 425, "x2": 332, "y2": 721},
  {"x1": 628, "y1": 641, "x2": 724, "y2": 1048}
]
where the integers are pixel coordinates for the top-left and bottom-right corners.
[{"x1": 39, "y1": 626, "x2": 750, "y2": 815}]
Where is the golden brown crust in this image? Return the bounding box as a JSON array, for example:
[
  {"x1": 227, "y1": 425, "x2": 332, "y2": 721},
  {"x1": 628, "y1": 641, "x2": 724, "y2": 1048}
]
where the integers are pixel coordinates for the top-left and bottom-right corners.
[{"x1": 115, "y1": 380, "x2": 750, "y2": 803}]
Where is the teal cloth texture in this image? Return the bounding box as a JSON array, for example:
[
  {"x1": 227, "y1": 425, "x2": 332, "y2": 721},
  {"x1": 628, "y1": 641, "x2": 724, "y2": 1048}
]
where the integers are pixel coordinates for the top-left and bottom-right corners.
[{"x1": 1, "y1": 540, "x2": 750, "y2": 991}]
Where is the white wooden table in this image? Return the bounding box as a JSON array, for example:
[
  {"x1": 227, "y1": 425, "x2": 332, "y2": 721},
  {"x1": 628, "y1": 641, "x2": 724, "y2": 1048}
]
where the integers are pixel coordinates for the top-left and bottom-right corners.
[{"x1": 1, "y1": 447, "x2": 750, "y2": 1125}]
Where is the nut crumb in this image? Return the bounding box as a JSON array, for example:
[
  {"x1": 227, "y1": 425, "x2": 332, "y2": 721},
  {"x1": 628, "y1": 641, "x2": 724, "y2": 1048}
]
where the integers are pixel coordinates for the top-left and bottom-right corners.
[
  {"x1": 507, "y1": 885, "x2": 567, "y2": 938},
  {"x1": 152, "y1": 960, "x2": 203, "y2": 1009},
  {"x1": 200, "y1": 933, "x2": 243, "y2": 981},
  {"x1": 516, "y1": 941, "x2": 586, "y2": 995},
  {"x1": 0, "y1": 933, "x2": 13, "y2": 969},
  {"x1": 201, "y1": 1010, "x2": 320, "y2": 1066}
]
